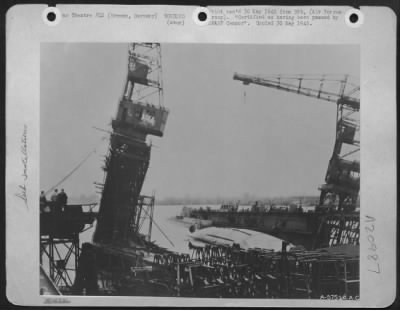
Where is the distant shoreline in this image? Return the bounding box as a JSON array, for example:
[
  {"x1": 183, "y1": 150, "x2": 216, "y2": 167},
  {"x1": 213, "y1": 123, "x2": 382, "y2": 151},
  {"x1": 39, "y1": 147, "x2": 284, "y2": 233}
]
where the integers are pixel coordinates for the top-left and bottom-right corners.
[
  {"x1": 155, "y1": 195, "x2": 320, "y2": 206},
  {"x1": 67, "y1": 195, "x2": 322, "y2": 206}
]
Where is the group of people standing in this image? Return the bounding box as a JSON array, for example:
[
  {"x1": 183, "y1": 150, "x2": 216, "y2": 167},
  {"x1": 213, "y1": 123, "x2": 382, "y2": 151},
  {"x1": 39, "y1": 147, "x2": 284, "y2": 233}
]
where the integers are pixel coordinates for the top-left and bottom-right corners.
[{"x1": 40, "y1": 188, "x2": 68, "y2": 213}]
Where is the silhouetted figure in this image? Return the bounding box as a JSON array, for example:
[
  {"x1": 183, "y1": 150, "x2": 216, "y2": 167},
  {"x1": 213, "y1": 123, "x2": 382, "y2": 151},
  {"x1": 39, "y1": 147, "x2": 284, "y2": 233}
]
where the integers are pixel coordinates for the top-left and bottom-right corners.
[
  {"x1": 50, "y1": 189, "x2": 58, "y2": 202},
  {"x1": 40, "y1": 191, "x2": 47, "y2": 213},
  {"x1": 49, "y1": 189, "x2": 59, "y2": 212},
  {"x1": 57, "y1": 188, "x2": 68, "y2": 207}
]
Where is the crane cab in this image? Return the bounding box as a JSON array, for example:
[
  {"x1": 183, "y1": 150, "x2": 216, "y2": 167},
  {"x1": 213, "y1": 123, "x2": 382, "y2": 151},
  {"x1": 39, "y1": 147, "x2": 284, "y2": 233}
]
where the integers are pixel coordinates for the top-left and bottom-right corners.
[
  {"x1": 325, "y1": 156, "x2": 360, "y2": 191},
  {"x1": 339, "y1": 120, "x2": 358, "y2": 145},
  {"x1": 337, "y1": 97, "x2": 360, "y2": 111},
  {"x1": 113, "y1": 99, "x2": 169, "y2": 137}
]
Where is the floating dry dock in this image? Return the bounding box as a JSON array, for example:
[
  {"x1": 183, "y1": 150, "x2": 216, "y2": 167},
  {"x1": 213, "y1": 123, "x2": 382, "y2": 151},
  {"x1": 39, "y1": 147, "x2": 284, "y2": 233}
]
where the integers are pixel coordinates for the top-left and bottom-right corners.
[{"x1": 188, "y1": 208, "x2": 360, "y2": 250}]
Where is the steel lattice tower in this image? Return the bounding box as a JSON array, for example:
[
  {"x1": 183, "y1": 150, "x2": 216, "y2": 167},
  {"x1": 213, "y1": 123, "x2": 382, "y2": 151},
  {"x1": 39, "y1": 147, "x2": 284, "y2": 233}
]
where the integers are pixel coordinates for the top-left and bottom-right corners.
[{"x1": 93, "y1": 43, "x2": 168, "y2": 245}]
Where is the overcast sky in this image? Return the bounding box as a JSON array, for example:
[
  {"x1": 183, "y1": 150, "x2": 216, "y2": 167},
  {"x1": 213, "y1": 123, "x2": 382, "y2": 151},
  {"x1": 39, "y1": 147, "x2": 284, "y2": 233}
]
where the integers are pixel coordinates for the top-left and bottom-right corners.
[{"x1": 40, "y1": 43, "x2": 359, "y2": 201}]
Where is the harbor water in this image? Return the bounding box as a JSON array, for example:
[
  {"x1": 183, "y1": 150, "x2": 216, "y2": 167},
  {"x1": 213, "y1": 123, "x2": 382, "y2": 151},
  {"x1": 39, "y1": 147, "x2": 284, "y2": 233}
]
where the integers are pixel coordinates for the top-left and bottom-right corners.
[{"x1": 81, "y1": 204, "x2": 240, "y2": 255}]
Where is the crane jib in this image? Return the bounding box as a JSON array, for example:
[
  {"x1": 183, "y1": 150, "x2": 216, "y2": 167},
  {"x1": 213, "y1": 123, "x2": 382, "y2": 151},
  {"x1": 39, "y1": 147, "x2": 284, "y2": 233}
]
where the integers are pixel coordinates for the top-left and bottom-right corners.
[{"x1": 232, "y1": 71, "x2": 360, "y2": 213}]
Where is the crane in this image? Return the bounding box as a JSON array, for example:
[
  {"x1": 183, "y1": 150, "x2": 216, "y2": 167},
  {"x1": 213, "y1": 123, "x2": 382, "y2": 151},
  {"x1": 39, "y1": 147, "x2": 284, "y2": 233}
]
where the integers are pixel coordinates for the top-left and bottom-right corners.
[
  {"x1": 233, "y1": 73, "x2": 360, "y2": 212},
  {"x1": 93, "y1": 43, "x2": 169, "y2": 245}
]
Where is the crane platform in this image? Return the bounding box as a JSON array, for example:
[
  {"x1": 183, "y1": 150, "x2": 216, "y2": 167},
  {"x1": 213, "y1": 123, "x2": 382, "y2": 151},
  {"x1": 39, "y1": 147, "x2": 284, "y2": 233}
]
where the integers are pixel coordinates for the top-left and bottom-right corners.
[
  {"x1": 40, "y1": 204, "x2": 97, "y2": 238},
  {"x1": 40, "y1": 203, "x2": 97, "y2": 291}
]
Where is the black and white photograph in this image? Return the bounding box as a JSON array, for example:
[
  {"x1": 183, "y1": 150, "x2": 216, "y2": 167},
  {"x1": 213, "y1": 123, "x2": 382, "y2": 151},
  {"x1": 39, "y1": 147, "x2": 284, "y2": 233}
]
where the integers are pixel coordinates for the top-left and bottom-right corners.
[
  {"x1": 39, "y1": 43, "x2": 361, "y2": 299},
  {"x1": 5, "y1": 4, "x2": 397, "y2": 307}
]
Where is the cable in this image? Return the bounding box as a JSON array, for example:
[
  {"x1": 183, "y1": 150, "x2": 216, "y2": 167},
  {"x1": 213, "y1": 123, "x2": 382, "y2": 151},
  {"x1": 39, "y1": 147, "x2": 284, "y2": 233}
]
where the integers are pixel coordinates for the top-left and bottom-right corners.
[
  {"x1": 45, "y1": 136, "x2": 107, "y2": 196},
  {"x1": 141, "y1": 206, "x2": 175, "y2": 247}
]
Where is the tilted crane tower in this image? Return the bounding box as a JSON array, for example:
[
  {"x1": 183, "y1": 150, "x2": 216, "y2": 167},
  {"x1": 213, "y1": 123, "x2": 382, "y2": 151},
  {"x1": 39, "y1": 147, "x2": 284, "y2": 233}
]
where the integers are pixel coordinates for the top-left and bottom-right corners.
[
  {"x1": 73, "y1": 43, "x2": 172, "y2": 295},
  {"x1": 93, "y1": 43, "x2": 169, "y2": 245},
  {"x1": 233, "y1": 73, "x2": 360, "y2": 212}
]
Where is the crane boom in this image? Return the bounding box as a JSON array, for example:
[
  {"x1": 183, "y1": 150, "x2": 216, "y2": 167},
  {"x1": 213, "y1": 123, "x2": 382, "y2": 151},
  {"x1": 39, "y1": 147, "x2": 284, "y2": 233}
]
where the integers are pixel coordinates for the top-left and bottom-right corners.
[
  {"x1": 233, "y1": 71, "x2": 360, "y2": 214},
  {"x1": 233, "y1": 72, "x2": 360, "y2": 109}
]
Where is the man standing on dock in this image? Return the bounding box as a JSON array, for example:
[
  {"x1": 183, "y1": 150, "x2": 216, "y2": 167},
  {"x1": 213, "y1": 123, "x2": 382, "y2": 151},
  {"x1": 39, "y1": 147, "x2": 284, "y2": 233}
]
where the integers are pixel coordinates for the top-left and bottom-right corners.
[
  {"x1": 40, "y1": 191, "x2": 48, "y2": 213},
  {"x1": 50, "y1": 189, "x2": 58, "y2": 202},
  {"x1": 57, "y1": 189, "x2": 68, "y2": 211}
]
